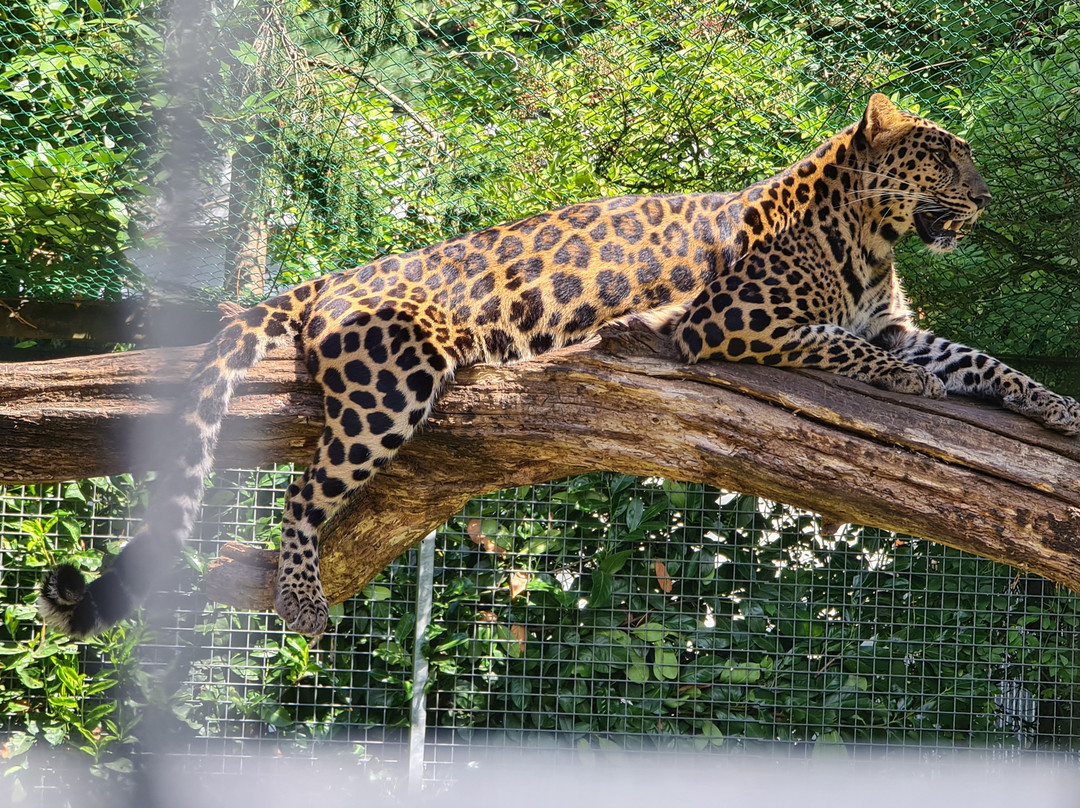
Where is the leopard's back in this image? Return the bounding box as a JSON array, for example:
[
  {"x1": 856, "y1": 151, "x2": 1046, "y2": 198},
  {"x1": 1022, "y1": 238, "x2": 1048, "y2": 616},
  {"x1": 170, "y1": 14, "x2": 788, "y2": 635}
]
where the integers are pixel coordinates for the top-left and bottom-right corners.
[{"x1": 304, "y1": 193, "x2": 732, "y2": 369}]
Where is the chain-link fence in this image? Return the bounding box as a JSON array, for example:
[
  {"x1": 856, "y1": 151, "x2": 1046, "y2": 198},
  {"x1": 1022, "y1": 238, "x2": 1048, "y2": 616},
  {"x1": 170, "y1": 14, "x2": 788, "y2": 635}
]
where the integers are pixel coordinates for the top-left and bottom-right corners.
[
  {"x1": 4, "y1": 470, "x2": 1080, "y2": 804},
  {"x1": 2, "y1": 0, "x2": 1080, "y2": 802}
]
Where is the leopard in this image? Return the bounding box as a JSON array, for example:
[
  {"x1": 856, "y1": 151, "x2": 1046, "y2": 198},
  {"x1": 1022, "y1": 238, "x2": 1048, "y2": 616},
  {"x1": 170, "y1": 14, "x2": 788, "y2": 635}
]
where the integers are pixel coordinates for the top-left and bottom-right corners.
[{"x1": 39, "y1": 93, "x2": 1080, "y2": 640}]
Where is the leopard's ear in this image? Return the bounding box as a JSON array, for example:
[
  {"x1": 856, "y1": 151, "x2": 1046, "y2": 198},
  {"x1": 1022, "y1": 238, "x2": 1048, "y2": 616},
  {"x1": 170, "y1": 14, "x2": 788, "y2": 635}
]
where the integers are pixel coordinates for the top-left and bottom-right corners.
[{"x1": 861, "y1": 93, "x2": 915, "y2": 149}]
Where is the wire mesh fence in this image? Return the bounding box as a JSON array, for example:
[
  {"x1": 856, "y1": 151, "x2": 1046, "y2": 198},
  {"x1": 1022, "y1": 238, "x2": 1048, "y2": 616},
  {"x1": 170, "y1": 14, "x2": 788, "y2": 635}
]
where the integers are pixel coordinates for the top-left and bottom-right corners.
[
  {"x1": 2, "y1": 0, "x2": 1080, "y2": 802},
  {"x1": 4, "y1": 469, "x2": 1080, "y2": 803}
]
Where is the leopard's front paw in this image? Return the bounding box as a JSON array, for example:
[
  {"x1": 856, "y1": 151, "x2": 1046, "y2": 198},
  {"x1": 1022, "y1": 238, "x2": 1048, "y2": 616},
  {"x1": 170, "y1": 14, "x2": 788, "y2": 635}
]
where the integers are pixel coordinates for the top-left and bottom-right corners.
[
  {"x1": 274, "y1": 580, "x2": 329, "y2": 637},
  {"x1": 1004, "y1": 387, "x2": 1080, "y2": 436},
  {"x1": 875, "y1": 365, "x2": 946, "y2": 399}
]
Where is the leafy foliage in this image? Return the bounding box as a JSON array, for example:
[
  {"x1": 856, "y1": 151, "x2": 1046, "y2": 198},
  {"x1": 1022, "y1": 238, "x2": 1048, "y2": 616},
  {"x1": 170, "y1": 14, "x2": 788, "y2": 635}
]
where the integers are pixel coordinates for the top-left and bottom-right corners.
[
  {"x1": 0, "y1": 0, "x2": 165, "y2": 297},
  {"x1": 901, "y1": 3, "x2": 1080, "y2": 359},
  {"x1": 422, "y1": 475, "x2": 1080, "y2": 751},
  {"x1": 4, "y1": 470, "x2": 1080, "y2": 798},
  {"x1": 6, "y1": 0, "x2": 1075, "y2": 372},
  {"x1": 0, "y1": 477, "x2": 151, "y2": 798},
  {"x1": 3, "y1": 0, "x2": 1080, "y2": 797},
  {"x1": 236, "y1": 0, "x2": 1077, "y2": 368}
]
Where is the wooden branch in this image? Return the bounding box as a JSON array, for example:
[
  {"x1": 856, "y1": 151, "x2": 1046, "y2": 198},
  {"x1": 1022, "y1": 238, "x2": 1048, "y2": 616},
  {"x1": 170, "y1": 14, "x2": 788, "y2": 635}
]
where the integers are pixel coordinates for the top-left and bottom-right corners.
[
  {"x1": 0, "y1": 297, "x2": 223, "y2": 344},
  {"x1": 2, "y1": 324, "x2": 1079, "y2": 613}
]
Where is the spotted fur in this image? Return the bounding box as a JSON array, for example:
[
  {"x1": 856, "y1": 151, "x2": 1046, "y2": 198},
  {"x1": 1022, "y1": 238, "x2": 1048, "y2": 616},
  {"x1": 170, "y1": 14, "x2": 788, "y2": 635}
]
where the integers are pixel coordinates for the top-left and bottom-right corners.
[{"x1": 39, "y1": 94, "x2": 1080, "y2": 639}]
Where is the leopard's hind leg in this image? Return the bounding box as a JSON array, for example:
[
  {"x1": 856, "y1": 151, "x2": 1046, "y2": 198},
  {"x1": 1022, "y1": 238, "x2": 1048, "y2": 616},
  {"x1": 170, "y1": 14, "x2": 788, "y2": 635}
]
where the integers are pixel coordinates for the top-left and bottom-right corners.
[{"x1": 274, "y1": 315, "x2": 454, "y2": 636}]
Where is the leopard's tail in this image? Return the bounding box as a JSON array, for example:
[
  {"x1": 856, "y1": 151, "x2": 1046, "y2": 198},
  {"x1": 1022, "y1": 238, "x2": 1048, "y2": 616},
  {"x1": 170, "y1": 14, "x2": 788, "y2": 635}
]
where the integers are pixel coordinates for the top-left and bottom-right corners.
[{"x1": 38, "y1": 284, "x2": 319, "y2": 639}]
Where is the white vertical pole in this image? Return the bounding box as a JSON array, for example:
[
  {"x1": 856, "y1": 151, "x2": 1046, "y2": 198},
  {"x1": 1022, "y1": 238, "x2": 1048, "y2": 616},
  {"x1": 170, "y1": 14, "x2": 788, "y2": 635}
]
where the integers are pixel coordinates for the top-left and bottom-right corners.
[{"x1": 408, "y1": 529, "x2": 437, "y2": 792}]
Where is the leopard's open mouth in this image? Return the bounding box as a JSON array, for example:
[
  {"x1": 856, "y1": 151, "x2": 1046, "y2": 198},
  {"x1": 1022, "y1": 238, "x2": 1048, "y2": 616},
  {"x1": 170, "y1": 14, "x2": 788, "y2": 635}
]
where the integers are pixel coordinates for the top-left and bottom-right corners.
[{"x1": 913, "y1": 210, "x2": 975, "y2": 251}]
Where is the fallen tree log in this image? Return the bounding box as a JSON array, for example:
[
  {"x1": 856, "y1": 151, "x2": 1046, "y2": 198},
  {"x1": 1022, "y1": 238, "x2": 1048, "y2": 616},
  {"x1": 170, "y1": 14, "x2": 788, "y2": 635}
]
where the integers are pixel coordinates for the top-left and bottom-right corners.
[{"x1": 2, "y1": 323, "x2": 1079, "y2": 611}]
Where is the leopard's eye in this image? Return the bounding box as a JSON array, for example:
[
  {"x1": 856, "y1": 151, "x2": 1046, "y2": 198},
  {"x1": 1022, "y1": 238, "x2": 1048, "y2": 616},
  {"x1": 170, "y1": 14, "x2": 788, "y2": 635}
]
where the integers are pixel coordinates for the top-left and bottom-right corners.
[{"x1": 930, "y1": 149, "x2": 958, "y2": 180}]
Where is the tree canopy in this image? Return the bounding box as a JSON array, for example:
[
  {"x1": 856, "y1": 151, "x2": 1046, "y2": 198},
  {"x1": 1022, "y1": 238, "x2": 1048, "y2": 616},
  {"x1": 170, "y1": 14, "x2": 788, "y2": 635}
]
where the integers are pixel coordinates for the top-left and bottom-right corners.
[{"x1": 0, "y1": 0, "x2": 1076, "y2": 363}]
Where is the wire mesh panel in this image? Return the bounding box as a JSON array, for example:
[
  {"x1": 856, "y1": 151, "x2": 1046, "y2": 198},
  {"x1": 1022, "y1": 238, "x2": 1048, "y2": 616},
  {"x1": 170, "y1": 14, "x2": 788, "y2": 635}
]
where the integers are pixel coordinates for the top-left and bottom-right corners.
[
  {"x1": 4, "y1": 471, "x2": 1080, "y2": 803},
  {"x1": 148, "y1": 468, "x2": 416, "y2": 769},
  {"x1": 421, "y1": 476, "x2": 1080, "y2": 770},
  {"x1": 0, "y1": 469, "x2": 419, "y2": 802}
]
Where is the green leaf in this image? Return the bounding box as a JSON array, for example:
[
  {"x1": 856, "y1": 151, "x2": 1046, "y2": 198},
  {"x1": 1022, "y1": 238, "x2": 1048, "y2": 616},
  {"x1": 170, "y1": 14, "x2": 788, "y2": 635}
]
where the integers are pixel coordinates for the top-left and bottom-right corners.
[
  {"x1": 653, "y1": 649, "x2": 679, "y2": 681},
  {"x1": 626, "y1": 650, "x2": 649, "y2": 683},
  {"x1": 812, "y1": 731, "x2": 849, "y2": 759},
  {"x1": 16, "y1": 667, "x2": 44, "y2": 690},
  {"x1": 230, "y1": 42, "x2": 259, "y2": 66},
  {"x1": 42, "y1": 724, "x2": 68, "y2": 746},
  {"x1": 587, "y1": 570, "x2": 614, "y2": 609},
  {"x1": 598, "y1": 549, "x2": 633, "y2": 575},
  {"x1": 632, "y1": 622, "x2": 668, "y2": 644},
  {"x1": 259, "y1": 704, "x2": 293, "y2": 728},
  {"x1": 695, "y1": 720, "x2": 724, "y2": 750},
  {"x1": 2, "y1": 732, "x2": 35, "y2": 759}
]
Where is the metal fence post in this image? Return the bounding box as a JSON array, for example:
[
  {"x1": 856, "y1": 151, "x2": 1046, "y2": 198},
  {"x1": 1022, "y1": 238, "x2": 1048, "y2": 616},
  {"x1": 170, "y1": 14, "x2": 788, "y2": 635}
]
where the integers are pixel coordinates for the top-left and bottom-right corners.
[{"x1": 408, "y1": 530, "x2": 437, "y2": 792}]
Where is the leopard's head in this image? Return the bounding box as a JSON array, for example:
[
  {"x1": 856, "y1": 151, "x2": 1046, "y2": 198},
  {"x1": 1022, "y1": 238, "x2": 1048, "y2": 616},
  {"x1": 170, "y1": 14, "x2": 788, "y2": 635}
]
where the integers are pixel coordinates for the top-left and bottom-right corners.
[{"x1": 859, "y1": 93, "x2": 991, "y2": 253}]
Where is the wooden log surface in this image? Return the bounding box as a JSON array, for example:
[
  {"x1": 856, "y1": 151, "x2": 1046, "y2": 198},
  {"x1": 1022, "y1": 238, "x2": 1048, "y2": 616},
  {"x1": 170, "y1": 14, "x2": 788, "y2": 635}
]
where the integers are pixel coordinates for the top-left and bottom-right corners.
[{"x1": 2, "y1": 322, "x2": 1079, "y2": 611}]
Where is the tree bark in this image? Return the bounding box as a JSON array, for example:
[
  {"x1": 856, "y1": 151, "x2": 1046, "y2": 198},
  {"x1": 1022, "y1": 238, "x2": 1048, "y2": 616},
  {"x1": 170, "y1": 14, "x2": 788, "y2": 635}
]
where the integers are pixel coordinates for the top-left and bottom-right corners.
[{"x1": 2, "y1": 323, "x2": 1079, "y2": 611}]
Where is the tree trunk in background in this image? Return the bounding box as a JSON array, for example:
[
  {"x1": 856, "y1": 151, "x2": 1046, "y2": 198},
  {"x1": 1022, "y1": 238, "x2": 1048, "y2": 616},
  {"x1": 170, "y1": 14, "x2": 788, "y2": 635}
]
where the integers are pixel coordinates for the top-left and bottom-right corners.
[
  {"x1": 224, "y1": 137, "x2": 270, "y2": 298},
  {"x1": 223, "y1": 0, "x2": 273, "y2": 298}
]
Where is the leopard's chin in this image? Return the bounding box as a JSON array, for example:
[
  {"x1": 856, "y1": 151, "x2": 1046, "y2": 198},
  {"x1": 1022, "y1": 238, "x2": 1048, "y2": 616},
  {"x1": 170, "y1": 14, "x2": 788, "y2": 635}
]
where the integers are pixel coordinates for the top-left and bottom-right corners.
[{"x1": 914, "y1": 211, "x2": 970, "y2": 253}]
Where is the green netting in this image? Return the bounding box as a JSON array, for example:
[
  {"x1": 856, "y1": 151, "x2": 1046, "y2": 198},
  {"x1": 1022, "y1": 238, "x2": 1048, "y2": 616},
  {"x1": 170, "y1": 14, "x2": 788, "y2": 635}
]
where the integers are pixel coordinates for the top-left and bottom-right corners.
[{"x1": 1, "y1": 0, "x2": 1077, "y2": 360}]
